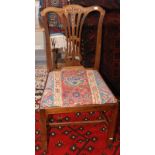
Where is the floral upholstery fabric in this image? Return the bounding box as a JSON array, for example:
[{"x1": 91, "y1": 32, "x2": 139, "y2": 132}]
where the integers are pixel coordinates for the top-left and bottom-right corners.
[{"x1": 41, "y1": 67, "x2": 117, "y2": 107}]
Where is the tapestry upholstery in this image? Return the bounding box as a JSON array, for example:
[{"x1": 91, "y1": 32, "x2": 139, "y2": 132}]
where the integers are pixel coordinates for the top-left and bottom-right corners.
[{"x1": 41, "y1": 67, "x2": 117, "y2": 107}]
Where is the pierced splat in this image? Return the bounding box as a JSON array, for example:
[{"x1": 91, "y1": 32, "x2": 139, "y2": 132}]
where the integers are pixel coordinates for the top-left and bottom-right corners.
[
  {"x1": 41, "y1": 5, "x2": 105, "y2": 71},
  {"x1": 61, "y1": 8, "x2": 87, "y2": 65}
]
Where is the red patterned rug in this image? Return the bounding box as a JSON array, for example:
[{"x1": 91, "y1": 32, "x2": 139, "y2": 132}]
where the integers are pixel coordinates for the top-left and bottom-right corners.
[
  {"x1": 35, "y1": 65, "x2": 120, "y2": 155},
  {"x1": 35, "y1": 99, "x2": 119, "y2": 155}
]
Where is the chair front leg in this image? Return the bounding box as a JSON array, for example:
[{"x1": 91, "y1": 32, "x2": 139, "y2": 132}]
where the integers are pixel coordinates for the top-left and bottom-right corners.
[
  {"x1": 107, "y1": 103, "x2": 118, "y2": 144},
  {"x1": 40, "y1": 109, "x2": 48, "y2": 153}
]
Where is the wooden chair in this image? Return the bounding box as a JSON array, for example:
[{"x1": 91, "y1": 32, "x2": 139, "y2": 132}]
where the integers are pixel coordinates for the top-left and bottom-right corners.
[{"x1": 39, "y1": 4, "x2": 118, "y2": 152}]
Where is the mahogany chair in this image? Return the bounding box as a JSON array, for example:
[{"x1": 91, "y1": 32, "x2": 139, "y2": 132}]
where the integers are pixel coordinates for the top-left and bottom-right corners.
[{"x1": 39, "y1": 4, "x2": 118, "y2": 152}]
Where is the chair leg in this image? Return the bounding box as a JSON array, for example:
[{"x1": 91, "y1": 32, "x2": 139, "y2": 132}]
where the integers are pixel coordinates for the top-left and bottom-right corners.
[
  {"x1": 107, "y1": 104, "x2": 118, "y2": 144},
  {"x1": 40, "y1": 109, "x2": 48, "y2": 153}
]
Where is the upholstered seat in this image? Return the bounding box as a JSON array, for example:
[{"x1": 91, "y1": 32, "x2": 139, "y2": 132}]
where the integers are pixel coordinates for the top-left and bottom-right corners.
[{"x1": 41, "y1": 67, "x2": 117, "y2": 108}]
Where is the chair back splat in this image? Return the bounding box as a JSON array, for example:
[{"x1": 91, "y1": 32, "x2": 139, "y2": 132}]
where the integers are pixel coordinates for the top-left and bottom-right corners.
[{"x1": 41, "y1": 5, "x2": 105, "y2": 72}]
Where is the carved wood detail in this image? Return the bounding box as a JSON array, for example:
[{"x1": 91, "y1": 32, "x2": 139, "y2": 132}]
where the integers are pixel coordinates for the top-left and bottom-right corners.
[{"x1": 41, "y1": 4, "x2": 105, "y2": 71}]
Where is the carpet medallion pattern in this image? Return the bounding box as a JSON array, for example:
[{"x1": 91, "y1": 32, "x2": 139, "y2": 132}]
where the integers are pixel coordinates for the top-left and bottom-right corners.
[{"x1": 35, "y1": 65, "x2": 120, "y2": 155}]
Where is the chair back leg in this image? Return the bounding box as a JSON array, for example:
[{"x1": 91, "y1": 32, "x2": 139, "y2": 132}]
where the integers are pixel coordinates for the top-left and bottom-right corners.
[
  {"x1": 40, "y1": 109, "x2": 48, "y2": 152},
  {"x1": 107, "y1": 103, "x2": 119, "y2": 144}
]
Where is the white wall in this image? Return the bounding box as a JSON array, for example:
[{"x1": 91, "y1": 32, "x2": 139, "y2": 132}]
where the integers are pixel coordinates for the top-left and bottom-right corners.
[{"x1": 35, "y1": 1, "x2": 46, "y2": 64}]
